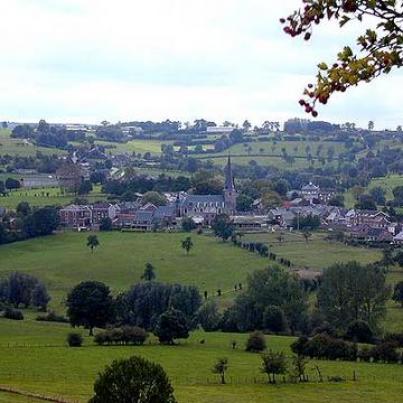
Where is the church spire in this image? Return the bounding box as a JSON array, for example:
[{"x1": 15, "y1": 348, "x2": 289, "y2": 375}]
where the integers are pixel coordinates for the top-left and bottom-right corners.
[{"x1": 224, "y1": 155, "x2": 235, "y2": 191}]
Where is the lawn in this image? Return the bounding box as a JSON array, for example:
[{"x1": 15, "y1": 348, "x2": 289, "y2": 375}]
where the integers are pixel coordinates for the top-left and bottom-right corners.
[
  {"x1": 0, "y1": 318, "x2": 403, "y2": 402},
  {"x1": 0, "y1": 129, "x2": 65, "y2": 157},
  {"x1": 0, "y1": 186, "x2": 109, "y2": 209}
]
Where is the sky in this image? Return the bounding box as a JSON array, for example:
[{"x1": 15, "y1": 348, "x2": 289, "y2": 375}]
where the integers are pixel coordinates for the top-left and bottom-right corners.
[{"x1": 0, "y1": 0, "x2": 401, "y2": 129}]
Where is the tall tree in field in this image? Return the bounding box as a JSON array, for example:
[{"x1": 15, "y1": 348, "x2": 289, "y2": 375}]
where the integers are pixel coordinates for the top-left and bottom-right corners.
[
  {"x1": 141, "y1": 263, "x2": 156, "y2": 282},
  {"x1": 282, "y1": 1, "x2": 403, "y2": 116},
  {"x1": 66, "y1": 281, "x2": 114, "y2": 336},
  {"x1": 211, "y1": 214, "x2": 234, "y2": 242},
  {"x1": 87, "y1": 235, "x2": 100, "y2": 253},
  {"x1": 212, "y1": 358, "x2": 229, "y2": 385},
  {"x1": 181, "y1": 237, "x2": 194, "y2": 255}
]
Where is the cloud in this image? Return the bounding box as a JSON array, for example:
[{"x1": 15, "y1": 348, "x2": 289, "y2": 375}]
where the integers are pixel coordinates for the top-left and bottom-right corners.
[{"x1": 0, "y1": 0, "x2": 401, "y2": 129}]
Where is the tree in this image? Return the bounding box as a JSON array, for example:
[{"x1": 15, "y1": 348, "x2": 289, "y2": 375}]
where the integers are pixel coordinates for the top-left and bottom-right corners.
[
  {"x1": 181, "y1": 236, "x2": 193, "y2": 255},
  {"x1": 392, "y1": 281, "x2": 403, "y2": 308},
  {"x1": 282, "y1": 1, "x2": 403, "y2": 116},
  {"x1": 141, "y1": 191, "x2": 167, "y2": 207},
  {"x1": 78, "y1": 180, "x2": 93, "y2": 195},
  {"x1": 89, "y1": 356, "x2": 176, "y2": 403},
  {"x1": 260, "y1": 350, "x2": 287, "y2": 384},
  {"x1": 0, "y1": 180, "x2": 6, "y2": 196},
  {"x1": 263, "y1": 305, "x2": 288, "y2": 333},
  {"x1": 31, "y1": 282, "x2": 51, "y2": 311},
  {"x1": 261, "y1": 190, "x2": 282, "y2": 209},
  {"x1": 66, "y1": 281, "x2": 114, "y2": 336},
  {"x1": 141, "y1": 263, "x2": 156, "y2": 282},
  {"x1": 16, "y1": 201, "x2": 31, "y2": 216},
  {"x1": 5, "y1": 177, "x2": 21, "y2": 190},
  {"x1": 99, "y1": 217, "x2": 113, "y2": 231},
  {"x1": 368, "y1": 121, "x2": 375, "y2": 131},
  {"x1": 242, "y1": 120, "x2": 252, "y2": 132},
  {"x1": 318, "y1": 262, "x2": 391, "y2": 331},
  {"x1": 87, "y1": 235, "x2": 100, "y2": 253},
  {"x1": 2, "y1": 272, "x2": 41, "y2": 308},
  {"x1": 236, "y1": 194, "x2": 254, "y2": 212},
  {"x1": 154, "y1": 308, "x2": 190, "y2": 345},
  {"x1": 212, "y1": 358, "x2": 228, "y2": 385},
  {"x1": 302, "y1": 230, "x2": 312, "y2": 243},
  {"x1": 196, "y1": 300, "x2": 221, "y2": 332},
  {"x1": 291, "y1": 354, "x2": 309, "y2": 383},
  {"x1": 211, "y1": 214, "x2": 234, "y2": 242},
  {"x1": 345, "y1": 320, "x2": 373, "y2": 343},
  {"x1": 181, "y1": 217, "x2": 196, "y2": 232},
  {"x1": 370, "y1": 187, "x2": 386, "y2": 205},
  {"x1": 23, "y1": 207, "x2": 59, "y2": 237}
]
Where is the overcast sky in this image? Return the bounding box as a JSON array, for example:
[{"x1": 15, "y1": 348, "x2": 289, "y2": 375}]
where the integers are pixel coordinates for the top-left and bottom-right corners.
[{"x1": 0, "y1": 0, "x2": 401, "y2": 129}]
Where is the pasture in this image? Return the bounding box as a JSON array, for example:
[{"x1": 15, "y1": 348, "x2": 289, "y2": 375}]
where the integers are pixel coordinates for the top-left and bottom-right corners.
[{"x1": 0, "y1": 318, "x2": 403, "y2": 402}]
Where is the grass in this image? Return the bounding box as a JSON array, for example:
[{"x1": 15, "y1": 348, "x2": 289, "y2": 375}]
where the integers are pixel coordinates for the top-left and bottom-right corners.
[
  {"x1": 0, "y1": 318, "x2": 403, "y2": 402},
  {"x1": 0, "y1": 186, "x2": 109, "y2": 209},
  {"x1": 94, "y1": 139, "x2": 174, "y2": 156},
  {"x1": 0, "y1": 129, "x2": 65, "y2": 157},
  {"x1": 0, "y1": 232, "x2": 267, "y2": 310},
  {"x1": 243, "y1": 232, "x2": 381, "y2": 270}
]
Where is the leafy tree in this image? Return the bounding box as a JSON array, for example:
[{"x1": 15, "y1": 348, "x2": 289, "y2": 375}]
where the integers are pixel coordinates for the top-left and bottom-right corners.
[
  {"x1": 345, "y1": 320, "x2": 373, "y2": 343},
  {"x1": 355, "y1": 194, "x2": 377, "y2": 210},
  {"x1": 89, "y1": 356, "x2": 176, "y2": 403},
  {"x1": 282, "y1": 1, "x2": 403, "y2": 116},
  {"x1": 260, "y1": 350, "x2": 287, "y2": 384},
  {"x1": 141, "y1": 191, "x2": 167, "y2": 207},
  {"x1": 392, "y1": 281, "x2": 403, "y2": 308},
  {"x1": 154, "y1": 308, "x2": 190, "y2": 345},
  {"x1": 181, "y1": 217, "x2": 197, "y2": 232},
  {"x1": 212, "y1": 214, "x2": 234, "y2": 242},
  {"x1": 291, "y1": 354, "x2": 309, "y2": 383},
  {"x1": 261, "y1": 190, "x2": 282, "y2": 209},
  {"x1": 31, "y1": 282, "x2": 51, "y2": 311},
  {"x1": 318, "y1": 262, "x2": 390, "y2": 331},
  {"x1": 191, "y1": 171, "x2": 224, "y2": 195},
  {"x1": 141, "y1": 263, "x2": 156, "y2": 282},
  {"x1": 212, "y1": 358, "x2": 229, "y2": 385},
  {"x1": 5, "y1": 272, "x2": 39, "y2": 308},
  {"x1": 236, "y1": 193, "x2": 254, "y2": 212},
  {"x1": 78, "y1": 180, "x2": 93, "y2": 195},
  {"x1": 99, "y1": 217, "x2": 113, "y2": 231},
  {"x1": 87, "y1": 235, "x2": 100, "y2": 253},
  {"x1": 16, "y1": 201, "x2": 31, "y2": 216},
  {"x1": 245, "y1": 331, "x2": 267, "y2": 353},
  {"x1": 196, "y1": 300, "x2": 221, "y2": 332},
  {"x1": 23, "y1": 207, "x2": 59, "y2": 237},
  {"x1": 5, "y1": 177, "x2": 20, "y2": 190},
  {"x1": 181, "y1": 236, "x2": 193, "y2": 255},
  {"x1": 66, "y1": 281, "x2": 114, "y2": 335},
  {"x1": 263, "y1": 305, "x2": 288, "y2": 333}
]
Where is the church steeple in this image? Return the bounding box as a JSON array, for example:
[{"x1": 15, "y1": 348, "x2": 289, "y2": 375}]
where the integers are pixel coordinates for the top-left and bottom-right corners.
[{"x1": 224, "y1": 155, "x2": 237, "y2": 213}]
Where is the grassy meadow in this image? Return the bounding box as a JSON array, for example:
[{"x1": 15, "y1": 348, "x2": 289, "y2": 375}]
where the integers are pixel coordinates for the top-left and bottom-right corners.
[{"x1": 0, "y1": 318, "x2": 403, "y2": 402}]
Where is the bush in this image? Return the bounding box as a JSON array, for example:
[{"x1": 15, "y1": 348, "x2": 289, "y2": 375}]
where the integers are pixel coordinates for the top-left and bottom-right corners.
[
  {"x1": 245, "y1": 331, "x2": 266, "y2": 353},
  {"x1": 370, "y1": 342, "x2": 399, "y2": 363},
  {"x1": 384, "y1": 333, "x2": 403, "y2": 348},
  {"x1": 94, "y1": 327, "x2": 148, "y2": 346},
  {"x1": 36, "y1": 310, "x2": 68, "y2": 323},
  {"x1": 3, "y1": 307, "x2": 24, "y2": 320},
  {"x1": 345, "y1": 320, "x2": 373, "y2": 344},
  {"x1": 67, "y1": 332, "x2": 83, "y2": 347}
]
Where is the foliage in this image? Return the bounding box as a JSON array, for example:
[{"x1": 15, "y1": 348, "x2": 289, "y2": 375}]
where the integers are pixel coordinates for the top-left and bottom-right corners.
[
  {"x1": 36, "y1": 311, "x2": 68, "y2": 323},
  {"x1": 245, "y1": 331, "x2": 267, "y2": 353},
  {"x1": 263, "y1": 305, "x2": 288, "y2": 333},
  {"x1": 3, "y1": 307, "x2": 24, "y2": 320},
  {"x1": 196, "y1": 300, "x2": 222, "y2": 332},
  {"x1": 87, "y1": 235, "x2": 100, "y2": 253},
  {"x1": 211, "y1": 214, "x2": 234, "y2": 241},
  {"x1": 141, "y1": 263, "x2": 156, "y2": 282},
  {"x1": 89, "y1": 356, "x2": 176, "y2": 403},
  {"x1": 345, "y1": 320, "x2": 373, "y2": 343},
  {"x1": 94, "y1": 326, "x2": 148, "y2": 346},
  {"x1": 67, "y1": 332, "x2": 83, "y2": 347},
  {"x1": 319, "y1": 262, "x2": 390, "y2": 332},
  {"x1": 154, "y1": 308, "x2": 190, "y2": 344},
  {"x1": 181, "y1": 217, "x2": 197, "y2": 232},
  {"x1": 141, "y1": 191, "x2": 167, "y2": 207},
  {"x1": 99, "y1": 217, "x2": 113, "y2": 231},
  {"x1": 212, "y1": 357, "x2": 229, "y2": 384},
  {"x1": 66, "y1": 281, "x2": 114, "y2": 335},
  {"x1": 31, "y1": 282, "x2": 51, "y2": 311},
  {"x1": 283, "y1": 1, "x2": 403, "y2": 116},
  {"x1": 116, "y1": 282, "x2": 201, "y2": 330},
  {"x1": 392, "y1": 281, "x2": 403, "y2": 307},
  {"x1": 181, "y1": 236, "x2": 194, "y2": 255},
  {"x1": 260, "y1": 350, "x2": 287, "y2": 384}
]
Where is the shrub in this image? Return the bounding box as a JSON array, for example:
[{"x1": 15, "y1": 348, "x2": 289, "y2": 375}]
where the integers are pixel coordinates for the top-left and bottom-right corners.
[
  {"x1": 370, "y1": 342, "x2": 399, "y2": 363},
  {"x1": 3, "y1": 307, "x2": 24, "y2": 320},
  {"x1": 67, "y1": 332, "x2": 83, "y2": 347},
  {"x1": 345, "y1": 320, "x2": 373, "y2": 344},
  {"x1": 245, "y1": 331, "x2": 266, "y2": 353},
  {"x1": 384, "y1": 333, "x2": 403, "y2": 348},
  {"x1": 36, "y1": 310, "x2": 68, "y2": 323},
  {"x1": 95, "y1": 327, "x2": 148, "y2": 346}
]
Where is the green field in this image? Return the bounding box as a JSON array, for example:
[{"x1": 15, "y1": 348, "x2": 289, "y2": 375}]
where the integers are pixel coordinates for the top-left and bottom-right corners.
[
  {"x1": 94, "y1": 139, "x2": 173, "y2": 156},
  {"x1": 0, "y1": 129, "x2": 65, "y2": 157},
  {"x1": 0, "y1": 186, "x2": 108, "y2": 209},
  {"x1": 0, "y1": 318, "x2": 403, "y2": 402}
]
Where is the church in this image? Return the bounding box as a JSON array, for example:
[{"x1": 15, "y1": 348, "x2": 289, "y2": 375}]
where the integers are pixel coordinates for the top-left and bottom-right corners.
[{"x1": 176, "y1": 156, "x2": 237, "y2": 224}]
